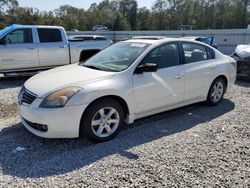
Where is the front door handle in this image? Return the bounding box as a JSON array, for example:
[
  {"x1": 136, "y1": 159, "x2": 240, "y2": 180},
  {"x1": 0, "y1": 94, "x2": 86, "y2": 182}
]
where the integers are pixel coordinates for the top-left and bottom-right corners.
[{"x1": 175, "y1": 73, "x2": 184, "y2": 79}]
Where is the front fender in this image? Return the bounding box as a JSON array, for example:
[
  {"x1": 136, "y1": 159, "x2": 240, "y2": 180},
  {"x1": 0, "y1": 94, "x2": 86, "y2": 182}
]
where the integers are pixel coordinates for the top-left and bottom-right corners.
[{"x1": 67, "y1": 89, "x2": 134, "y2": 124}]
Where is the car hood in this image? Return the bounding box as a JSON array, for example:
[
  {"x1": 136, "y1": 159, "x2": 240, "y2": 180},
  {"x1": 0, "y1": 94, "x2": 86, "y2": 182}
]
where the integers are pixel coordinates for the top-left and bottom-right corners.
[{"x1": 24, "y1": 64, "x2": 115, "y2": 97}]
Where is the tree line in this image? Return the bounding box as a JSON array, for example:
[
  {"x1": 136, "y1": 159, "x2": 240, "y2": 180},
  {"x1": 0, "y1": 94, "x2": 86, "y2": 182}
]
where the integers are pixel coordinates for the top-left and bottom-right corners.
[{"x1": 0, "y1": 0, "x2": 249, "y2": 31}]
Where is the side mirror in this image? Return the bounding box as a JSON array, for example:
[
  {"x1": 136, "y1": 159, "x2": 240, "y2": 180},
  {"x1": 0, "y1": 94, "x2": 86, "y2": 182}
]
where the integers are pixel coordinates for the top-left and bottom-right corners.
[
  {"x1": 135, "y1": 63, "x2": 158, "y2": 74},
  {"x1": 0, "y1": 38, "x2": 6, "y2": 45}
]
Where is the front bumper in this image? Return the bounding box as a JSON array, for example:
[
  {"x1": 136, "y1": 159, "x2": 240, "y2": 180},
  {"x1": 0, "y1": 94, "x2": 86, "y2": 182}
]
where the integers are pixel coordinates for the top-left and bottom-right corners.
[
  {"x1": 18, "y1": 98, "x2": 87, "y2": 138},
  {"x1": 237, "y1": 59, "x2": 250, "y2": 80}
]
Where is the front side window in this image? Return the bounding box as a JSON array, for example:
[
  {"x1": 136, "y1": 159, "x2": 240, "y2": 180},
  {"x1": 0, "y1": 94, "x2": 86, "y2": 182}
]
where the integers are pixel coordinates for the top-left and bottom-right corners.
[
  {"x1": 4, "y1": 29, "x2": 33, "y2": 44},
  {"x1": 82, "y1": 42, "x2": 150, "y2": 72},
  {"x1": 38, "y1": 28, "x2": 62, "y2": 43},
  {"x1": 182, "y1": 43, "x2": 210, "y2": 64},
  {"x1": 142, "y1": 43, "x2": 180, "y2": 69}
]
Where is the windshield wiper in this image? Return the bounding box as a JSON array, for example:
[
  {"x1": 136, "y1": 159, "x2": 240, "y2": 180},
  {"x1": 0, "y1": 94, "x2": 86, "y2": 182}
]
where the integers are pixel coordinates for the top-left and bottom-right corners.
[{"x1": 82, "y1": 64, "x2": 101, "y2": 70}]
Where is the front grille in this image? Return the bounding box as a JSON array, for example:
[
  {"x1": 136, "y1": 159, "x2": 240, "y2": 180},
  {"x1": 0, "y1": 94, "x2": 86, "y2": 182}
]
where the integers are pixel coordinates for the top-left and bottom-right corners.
[{"x1": 18, "y1": 87, "x2": 37, "y2": 105}]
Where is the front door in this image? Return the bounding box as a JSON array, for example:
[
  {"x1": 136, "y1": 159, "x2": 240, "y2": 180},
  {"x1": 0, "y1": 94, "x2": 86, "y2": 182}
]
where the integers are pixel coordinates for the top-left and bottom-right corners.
[
  {"x1": 133, "y1": 42, "x2": 185, "y2": 115},
  {"x1": 0, "y1": 28, "x2": 38, "y2": 71}
]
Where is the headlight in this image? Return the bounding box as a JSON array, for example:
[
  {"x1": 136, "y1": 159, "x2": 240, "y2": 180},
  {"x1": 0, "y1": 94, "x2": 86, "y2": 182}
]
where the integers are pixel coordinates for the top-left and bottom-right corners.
[{"x1": 40, "y1": 87, "x2": 82, "y2": 108}]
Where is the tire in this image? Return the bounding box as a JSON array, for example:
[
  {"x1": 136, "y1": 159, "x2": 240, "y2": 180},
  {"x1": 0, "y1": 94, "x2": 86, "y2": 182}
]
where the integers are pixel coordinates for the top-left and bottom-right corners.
[
  {"x1": 206, "y1": 78, "x2": 226, "y2": 106},
  {"x1": 80, "y1": 98, "x2": 125, "y2": 142}
]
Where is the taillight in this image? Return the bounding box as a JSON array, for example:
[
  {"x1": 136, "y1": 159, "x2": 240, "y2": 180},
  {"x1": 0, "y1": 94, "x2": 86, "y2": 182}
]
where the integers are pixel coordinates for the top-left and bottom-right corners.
[
  {"x1": 228, "y1": 56, "x2": 237, "y2": 69},
  {"x1": 231, "y1": 61, "x2": 237, "y2": 69}
]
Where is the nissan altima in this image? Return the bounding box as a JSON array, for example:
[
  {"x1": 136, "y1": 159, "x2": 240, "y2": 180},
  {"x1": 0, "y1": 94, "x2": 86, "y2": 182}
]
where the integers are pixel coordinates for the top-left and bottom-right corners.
[{"x1": 18, "y1": 37, "x2": 236, "y2": 142}]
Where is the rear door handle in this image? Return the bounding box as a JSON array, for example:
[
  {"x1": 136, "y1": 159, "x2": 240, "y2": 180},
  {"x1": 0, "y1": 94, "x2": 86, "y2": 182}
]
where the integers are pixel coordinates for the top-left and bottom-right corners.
[
  {"x1": 59, "y1": 45, "x2": 67, "y2": 48},
  {"x1": 175, "y1": 73, "x2": 184, "y2": 79},
  {"x1": 27, "y1": 47, "x2": 35, "y2": 50}
]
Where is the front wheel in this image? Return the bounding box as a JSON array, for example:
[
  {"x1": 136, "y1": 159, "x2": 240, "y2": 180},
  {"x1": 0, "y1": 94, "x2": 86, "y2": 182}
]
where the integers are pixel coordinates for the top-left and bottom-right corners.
[
  {"x1": 80, "y1": 98, "x2": 124, "y2": 142},
  {"x1": 207, "y1": 78, "x2": 226, "y2": 106}
]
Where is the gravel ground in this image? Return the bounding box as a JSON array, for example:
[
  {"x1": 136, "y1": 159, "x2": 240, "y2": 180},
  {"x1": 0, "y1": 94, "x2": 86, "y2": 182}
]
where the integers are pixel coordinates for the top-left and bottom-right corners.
[{"x1": 0, "y1": 74, "x2": 249, "y2": 187}]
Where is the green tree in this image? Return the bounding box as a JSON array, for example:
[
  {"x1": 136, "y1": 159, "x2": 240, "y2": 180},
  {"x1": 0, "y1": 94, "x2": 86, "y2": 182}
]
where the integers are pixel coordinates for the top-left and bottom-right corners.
[
  {"x1": 119, "y1": 0, "x2": 138, "y2": 30},
  {"x1": 137, "y1": 7, "x2": 152, "y2": 30},
  {"x1": 55, "y1": 5, "x2": 87, "y2": 30},
  {"x1": 152, "y1": 0, "x2": 167, "y2": 30},
  {"x1": 0, "y1": 0, "x2": 249, "y2": 31},
  {"x1": 0, "y1": 0, "x2": 18, "y2": 28}
]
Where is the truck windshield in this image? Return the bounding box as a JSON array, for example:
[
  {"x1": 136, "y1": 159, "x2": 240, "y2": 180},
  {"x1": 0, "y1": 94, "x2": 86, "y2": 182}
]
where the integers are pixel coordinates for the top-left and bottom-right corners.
[
  {"x1": 81, "y1": 42, "x2": 150, "y2": 72},
  {"x1": 0, "y1": 26, "x2": 12, "y2": 38}
]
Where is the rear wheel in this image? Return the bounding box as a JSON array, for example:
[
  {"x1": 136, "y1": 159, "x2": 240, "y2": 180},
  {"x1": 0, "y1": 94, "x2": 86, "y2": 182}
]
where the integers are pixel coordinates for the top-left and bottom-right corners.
[
  {"x1": 80, "y1": 98, "x2": 124, "y2": 142},
  {"x1": 207, "y1": 78, "x2": 226, "y2": 106}
]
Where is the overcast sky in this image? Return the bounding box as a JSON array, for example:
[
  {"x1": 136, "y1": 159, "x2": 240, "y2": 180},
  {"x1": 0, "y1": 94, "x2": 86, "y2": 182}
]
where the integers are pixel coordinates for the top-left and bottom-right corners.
[{"x1": 17, "y1": 0, "x2": 154, "y2": 11}]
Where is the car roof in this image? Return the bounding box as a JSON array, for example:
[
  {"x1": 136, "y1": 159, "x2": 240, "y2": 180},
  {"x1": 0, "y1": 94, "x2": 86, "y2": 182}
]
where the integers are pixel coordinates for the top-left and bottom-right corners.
[
  {"x1": 123, "y1": 37, "x2": 215, "y2": 50},
  {"x1": 6, "y1": 24, "x2": 64, "y2": 29},
  {"x1": 124, "y1": 37, "x2": 174, "y2": 44},
  {"x1": 124, "y1": 37, "x2": 206, "y2": 45},
  {"x1": 131, "y1": 36, "x2": 166, "y2": 40},
  {"x1": 182, "y1": 36, "x2": 213, "y2": 40}
]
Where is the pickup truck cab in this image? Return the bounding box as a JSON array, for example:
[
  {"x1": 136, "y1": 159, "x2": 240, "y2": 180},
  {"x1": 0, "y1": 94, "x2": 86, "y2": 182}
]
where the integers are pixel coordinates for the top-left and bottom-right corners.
[{"x1": 0, "y1": 24, "x2": 112, "y2": 75}]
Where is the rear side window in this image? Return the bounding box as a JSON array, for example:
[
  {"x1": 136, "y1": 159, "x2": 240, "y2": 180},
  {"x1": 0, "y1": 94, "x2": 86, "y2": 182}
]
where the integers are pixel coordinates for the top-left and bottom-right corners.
[
  {"x1": 142, "y1": 43, "x2": 180, "y2": 69},
  {"x1": 182, "y1": 43, "x2": 210, "y2": 64},
  {"x1": 4, "y1": 29, "x2": 33, "y2": 44},
  {"x1": 38, "y1": 28, "x2": 62, "y2": 43}
]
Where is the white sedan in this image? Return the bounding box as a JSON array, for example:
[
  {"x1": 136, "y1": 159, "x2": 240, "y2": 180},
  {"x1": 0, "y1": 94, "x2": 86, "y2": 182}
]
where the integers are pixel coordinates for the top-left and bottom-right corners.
[{"x1": 18, "y1": 37, "x2": 236, "y2": 142}]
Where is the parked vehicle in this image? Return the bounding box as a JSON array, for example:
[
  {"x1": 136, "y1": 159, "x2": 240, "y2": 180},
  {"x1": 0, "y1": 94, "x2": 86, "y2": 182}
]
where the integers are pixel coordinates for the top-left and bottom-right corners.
[
  {"x1": 235, "y1": 57, "x2": 250, "y2": 80},
  {"x1": 92, "y1": 25, "x2": 109, "y2": 31},
  {"x1": 68, "y1": 35, "x2": 109, "y2": 42},
  {"x1": 182, "y1": 36, "x2": 218, "y2": 49},
  {"x1": 18, "y1": 37, "x2": 236, "y2": 142},
  {"x1": 178, "y1": 25, "x2": 193, "y2": 30},
  {"x1": 0, "y1": 24, "x2": 112, "y2": 76},
  {"x1": 71, "y1": 29, "x2": 79, "y2": 32},
  {"x1": 232, "y1": 44, "x2": 250, "y2": 80}
]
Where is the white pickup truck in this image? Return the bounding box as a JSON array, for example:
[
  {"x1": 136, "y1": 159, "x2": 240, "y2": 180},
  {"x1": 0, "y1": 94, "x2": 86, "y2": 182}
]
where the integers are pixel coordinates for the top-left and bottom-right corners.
[{"x1": 0, "y1": 24, "x2": 112, "y2": 76}]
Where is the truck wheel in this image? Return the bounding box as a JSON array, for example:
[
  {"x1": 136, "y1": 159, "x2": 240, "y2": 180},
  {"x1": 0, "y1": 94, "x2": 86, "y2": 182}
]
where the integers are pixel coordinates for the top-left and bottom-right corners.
[
  {"x1": 80, "y1": 98, "x2": 124, "y2": 142},
  {"x1": 206, "y1": 78, "x2": 226, "y2": 106}
]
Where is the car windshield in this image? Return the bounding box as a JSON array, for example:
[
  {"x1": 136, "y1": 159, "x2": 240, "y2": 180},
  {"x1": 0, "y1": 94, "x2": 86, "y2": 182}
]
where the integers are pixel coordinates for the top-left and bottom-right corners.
[{"x1": 81, "y1": 42, "x2": 151, "y2": 72}]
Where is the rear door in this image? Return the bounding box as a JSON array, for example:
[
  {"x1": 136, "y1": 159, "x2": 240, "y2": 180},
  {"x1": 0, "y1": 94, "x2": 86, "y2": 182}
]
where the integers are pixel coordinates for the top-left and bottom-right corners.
[
  {"x1": 0, "y1": 28, "x2": 38, "y2": 71},
  {"x1": 181, "y1": 42, "x2": 216, "y2": 102},
  {"x1": 133, "y1": 42, "x2": 185, "y2": 115},
  {"x1": 37, "y1": 28, "x2": 70, "y2": 67}
]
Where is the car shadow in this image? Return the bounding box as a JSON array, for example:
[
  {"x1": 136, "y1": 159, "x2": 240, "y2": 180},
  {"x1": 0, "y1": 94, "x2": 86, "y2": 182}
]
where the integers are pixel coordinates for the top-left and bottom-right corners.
[
  {"x1": 0, "y1": 99, "x2": 235, "y2": 178},
  {"x1": 235, "y1": 80, "x2": 250, "y2": 88},
  {"x1": 0, "y1": 75, "x2": 30, "y2": 89}
]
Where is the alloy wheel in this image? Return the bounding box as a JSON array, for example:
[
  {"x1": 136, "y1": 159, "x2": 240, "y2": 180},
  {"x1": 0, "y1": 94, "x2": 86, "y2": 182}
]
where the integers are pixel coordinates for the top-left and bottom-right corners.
[
  {"x1": 211, "y1": 81, "x2": 224, "y2": 103},
  {"x1": 91, "y1": 107, "x2": 120, "y2": 138}
]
